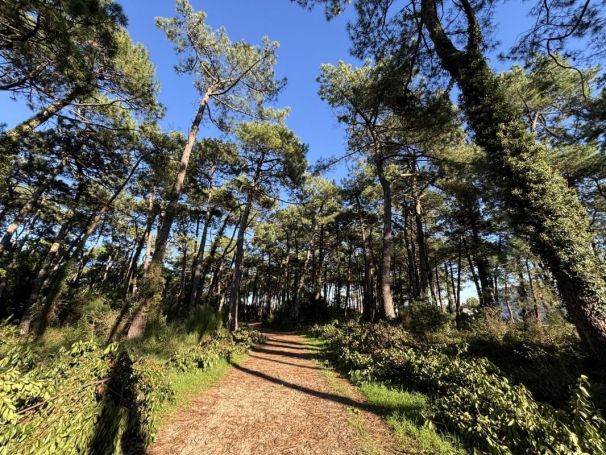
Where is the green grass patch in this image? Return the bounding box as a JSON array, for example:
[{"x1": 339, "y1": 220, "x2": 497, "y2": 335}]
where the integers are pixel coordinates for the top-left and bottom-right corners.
[
  {"x1": 318, "y1": 361, "x2": 385, "y2": 455},
  {"x1": 306, "y1": 332, "x2": 461, "y2": 454},
  {"x1": 157, "y1": 352, "x2": 248, "y2": 427},
  {"x1": 360, "y1": 382, "x2": 463, "y2": 455}
]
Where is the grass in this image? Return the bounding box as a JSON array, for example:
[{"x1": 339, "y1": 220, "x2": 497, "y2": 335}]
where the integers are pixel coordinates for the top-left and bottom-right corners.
[
  {"x1": 156, "y1": 352, "x2": 248, "y2": 427},
  {"x1": 318, "y1": 360, "x2": 385, "y2": 455},
  {"x1": 304, "y1": 334, "x2": 462, "y2": 455},
  {"x1": 360, "y1": 382, "x2": 463, "y2": 455}
]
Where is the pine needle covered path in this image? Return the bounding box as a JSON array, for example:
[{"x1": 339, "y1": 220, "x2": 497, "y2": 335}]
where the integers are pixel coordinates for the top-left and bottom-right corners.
[{"x1": 148, "y1": 331, "x2": 402, "y2": 455}]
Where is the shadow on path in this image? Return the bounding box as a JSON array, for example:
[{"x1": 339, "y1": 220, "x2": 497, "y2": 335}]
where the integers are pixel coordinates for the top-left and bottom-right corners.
[
  {"x1": 229, "y1": 361, "x2": 371, "y2": 413},
  {"x1": 262, "y1": 341, "x2": 317, "y2": 351},
  {"x1": 250, "y1": 346, "x2": 320, "y2": 360},
  {"x1": 248, "y1": 353, "x2": 323, "y2": 370}
]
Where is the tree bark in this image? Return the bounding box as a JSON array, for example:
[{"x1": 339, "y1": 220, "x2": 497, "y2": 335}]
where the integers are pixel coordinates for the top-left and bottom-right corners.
[
  {"x1": 376, "y1": 159, "x2": 397, "y2": 319},
  {"x1": 19, "y1": 181, "x2": 84, "y2": 334},
  {"x1": 465, "y1": 195, "x2": 496, "y2": 306},
  {"x1": 0, "y1": 155, "x2": 68, "y2": 256},
  {"x1": 188, "y1": 207, "x2": 213, "y2": 308},
  {"x1": 227, "y1": 190, "x2": 254, "y2": 331},
  {"x1": 6, "y1": 85, "x2": 87, "y2": 141},
  {"x1": 421, "y1": 0, "x2": 606, "y2": 360},
  {"x1": 126, "y1": 93, "x2": 210, "y2": 340},
  {"x1": 125, "y1": 189, "x2": 156, "y2": 297}
]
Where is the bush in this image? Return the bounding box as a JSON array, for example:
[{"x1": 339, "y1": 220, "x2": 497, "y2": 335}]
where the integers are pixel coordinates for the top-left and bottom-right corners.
[
  {"x1": 312, "y1": 321, "x2": 606, "y2": 454},
  {"x1": 0, "y1": 324, "x2": 264, "y2": 454},
  {"x1": 400, "y1": 302, "x2": 451, "y2": 334}
]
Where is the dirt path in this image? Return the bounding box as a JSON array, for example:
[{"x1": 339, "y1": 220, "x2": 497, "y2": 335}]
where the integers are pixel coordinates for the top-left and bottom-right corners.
[{"x1": 148, "y1": 331, "x2": 402, "y2": 455}]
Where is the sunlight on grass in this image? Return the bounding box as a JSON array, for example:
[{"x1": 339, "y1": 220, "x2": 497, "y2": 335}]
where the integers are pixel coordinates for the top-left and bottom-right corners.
[
  {"x1": 360, "y1": 382, "x2": 463, "y2": 455},
  {"x1": 157, "y1": 352, "x2": 248, "y2": 428},
  {"x1": 306, "y1": 333, "x2": 461, "y2": 453}
]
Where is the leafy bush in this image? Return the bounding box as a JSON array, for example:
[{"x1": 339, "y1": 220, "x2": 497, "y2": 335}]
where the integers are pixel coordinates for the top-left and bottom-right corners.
[
  {"x1": 0, "y1": 324, "x2": 264, "y2": 454},
  {"x1": 466, "y1": 327, "x2": 586, "y2": 409},
  {"x1": 400, "y1": 302, "x2": 451, "y2": 334},
  {"x1": 169, "y1": 329, "x2": 263, "y2": 372},
  {"x1": 311, "y1": 321, "x2": 606, "y2": 454}
]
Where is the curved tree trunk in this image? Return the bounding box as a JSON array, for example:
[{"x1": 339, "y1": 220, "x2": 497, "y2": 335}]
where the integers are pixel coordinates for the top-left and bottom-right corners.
[{"x1": 421, "y1": 0, "x2": 606, "y2": 361}]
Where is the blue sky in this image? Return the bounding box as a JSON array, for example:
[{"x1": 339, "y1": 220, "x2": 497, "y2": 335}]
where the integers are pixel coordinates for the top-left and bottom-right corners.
[
  {"x1": 1, "y1": 0, "x2": 533, "y2": 181},
  {"x1": 123, "y1": 0, "x2": 359, "y2": 181}
]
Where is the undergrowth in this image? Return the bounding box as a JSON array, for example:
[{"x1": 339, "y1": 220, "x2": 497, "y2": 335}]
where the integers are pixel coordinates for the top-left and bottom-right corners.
[
  {"x1": 0, "y1": 306, "x2": 264, "y2": 455},
  {"x1": 309, "y1": 336, "x2": 461, "y2": 454},
  {"x1": 360, "y1": 382, "x2": 463, "y2": 455},
  {"x1": 310, "y1": 320, "x2": 606, "y2": 454}
]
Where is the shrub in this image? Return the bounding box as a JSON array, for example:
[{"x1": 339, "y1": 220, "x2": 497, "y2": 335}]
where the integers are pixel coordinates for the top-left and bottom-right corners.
[
  {"x1": 312, "y1": 321, "x2": 606, "y2": 454},
  {"x1": 400, "y1": 302, "x2": 451, "y2": 334},
  {"x1": 0, "y1": 324, "x2": 264, "y2": 454}
]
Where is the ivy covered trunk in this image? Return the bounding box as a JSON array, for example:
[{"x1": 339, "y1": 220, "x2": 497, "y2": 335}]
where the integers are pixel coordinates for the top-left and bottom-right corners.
[{"x1": 421, "y1": 0, "x2": 606, "y2": 361}]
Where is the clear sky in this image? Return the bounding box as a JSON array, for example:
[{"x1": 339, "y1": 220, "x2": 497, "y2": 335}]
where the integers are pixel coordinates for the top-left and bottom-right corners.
[{"x1": 1, "y1": 0, "x2": 533, "y2": 180}]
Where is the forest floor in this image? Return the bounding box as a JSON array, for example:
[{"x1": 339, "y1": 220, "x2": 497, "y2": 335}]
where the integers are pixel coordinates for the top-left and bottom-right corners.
[{"x1": 147, "y1": 330, "x2": 403, "y2": 455}]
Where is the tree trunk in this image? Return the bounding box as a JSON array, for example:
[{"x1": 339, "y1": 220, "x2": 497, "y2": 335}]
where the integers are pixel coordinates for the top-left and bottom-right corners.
[
  {"x1": 227, "y1": 190, "x2": 254, "y2": 331},
  {"x1": 313, "y1": 225, "x2": 325, "y2": 301},
  {"x1": 455, "y1": 235, "x2": 463, "y2": 328},
  {"x1": 445, "y1": 262, "x2": 455, "y2": 314},
  {"x1": 421, "y1": 0, "x2": 606, "y2": 360},
  {"x1": 463, "y1": 236, "x2": 482, "y2": 304},
  {"x1": 126, "y1": 189, "x2": 156, "y2": 296},
  {"x1": 188, "y1": 207, "x2": 213, "y2": 308},
  {"x1": 376, "y1": 160, "x2": 397, "y2": 319},
  {"x1": 466, "y1": 195, "x2": 496, "y2": 306},
  {"x1": 18, "y1": 182, "x2": 84, "y2": 334},
  {"x1": 404, "y1": 209, "x2": 420, "y2": 300},
  {"x1": 434, "y1": 264, "x2": 443, "y2": 309},
  {"x1": 414, "y1": 189, "x2": 431, "y2": 301},
  {"x1": 126, "y1": 93, "x2": 210, "y2": 340},
  {"x1": 0, "y1": 155, "x2": 68, "y2": 256},
  {"x1": 207, "y1": 219, "x2": 239, "y2": 303},
  {"x1": 6, "y1": 86, "x2": 87, "y2": 141}
]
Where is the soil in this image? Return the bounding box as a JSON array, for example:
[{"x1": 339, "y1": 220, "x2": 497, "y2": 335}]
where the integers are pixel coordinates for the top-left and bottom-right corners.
[{"x1": 147, "y1": 331, "x2": 403, "y2": 455}]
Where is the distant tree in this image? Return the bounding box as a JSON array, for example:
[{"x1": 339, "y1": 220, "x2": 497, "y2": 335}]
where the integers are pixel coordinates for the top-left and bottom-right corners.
[
  {"x1": 226, "y1": 120, "x2": 306, "y2": 330},
  {"x1": 125, "y1": 0, "x2": 283, "y2": 339}
]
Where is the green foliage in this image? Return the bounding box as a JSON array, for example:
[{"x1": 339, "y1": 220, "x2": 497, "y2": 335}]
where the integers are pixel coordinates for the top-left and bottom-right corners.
[
  {"x1": 400, "y1": 302, "x2": 451, "y2": 334},
  {"x1": 360, "y1": 382, "x2": 463, "y2": 454},
  {"x1": 0, "y1": 323, "x2": 263, "y2": 454},
  {"x1": 183, "y1": 305, "x2": 223, "y2": 336},
  {"x1": 156, "y1": 0, "x2": 283, "y2": 122},
  {"x1": 311, "y1": 321, "x2": 606, "y2": 454},
  {"x1": 169, "y1": 329, "x2": 262, "y2": 372},
  {"x1": 465, "y1": 321, "x2": 587, "y2": 409}
]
